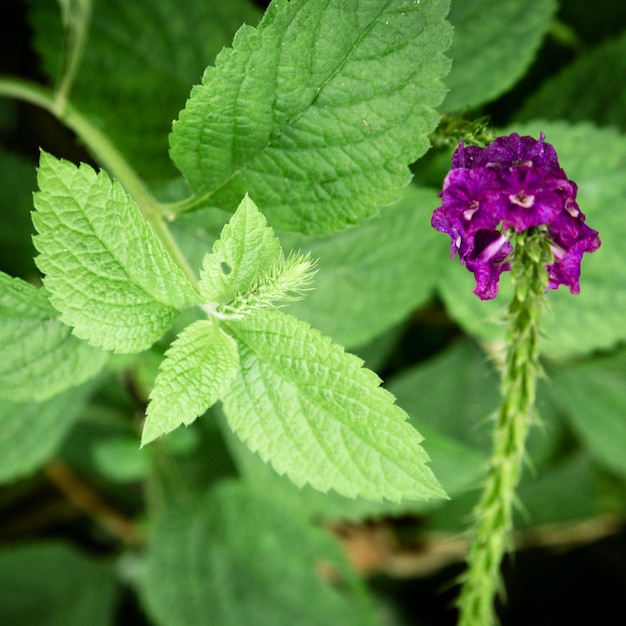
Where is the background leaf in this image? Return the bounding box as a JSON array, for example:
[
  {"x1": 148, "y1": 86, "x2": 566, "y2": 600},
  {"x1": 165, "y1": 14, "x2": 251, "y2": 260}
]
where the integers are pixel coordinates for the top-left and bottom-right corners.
[
  {"x1": 140, "y1": 482, "x2": 378, "y2": 626},
  {"x1": 282, "y1": 185, "x2": 448, "y2": 348},
  {"x1": 443, "y1": 0, "x2": 557, "y2": 112},
  {"x1": 0, "y1": 383, "x2": 91, "y2": 484},
  {"x1": 170, "y1": 0, "x2": 452, "y2": 234},
  {"x1": 29, "y1": 0, "x2": 262, "y2": 179},
  {"x1": 142, "y1": 319, "x2": 239, "y2": 445},
  {"x1": 0, "y1": 273, "x2": 107, "y2": 401},
  {"x1": 221, "y1": 309, "x2": 445, "y2": 502},
  {"x1": 548, "y1": 349, "x2": 626, "y2": 479},
  {"x1": 0, "y1": 542, "x2": 117, "y2": 626},
  {"x1": 436, "y1": 122, "x2": 626, "y2": 357},
  {"x1": 517, "y1": 30, "x2": 626, "y2": 131},
  {"x1": 32, "y1": 152, "x2": 198, "y2": 353}
]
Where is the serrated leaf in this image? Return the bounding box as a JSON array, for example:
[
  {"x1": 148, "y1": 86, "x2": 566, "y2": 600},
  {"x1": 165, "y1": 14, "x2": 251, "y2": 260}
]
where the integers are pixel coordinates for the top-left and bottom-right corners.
[
  {"x1": 0, "y1": 385, "x2": 91, "y2": 483},
  {"x1": 29, "y1": 0, "x2": 262, "y2": 179},
  {"x1": 221, "y1": 309, "x2": 446, "y2": 502},
  {"x1": 0, "y1": 542, "x2": 117, "y2": 626},
  {"x1": 140, "y1": 482, "x2": 377, "y2": 626},
  {"x1": 170, "y1": 0, "x2": 452, "y2": 234},
  {"x1": 198, "y1": 194, "x2": 281, "y2": 303},
  {"x1": 32, "y1": 152, "x2": 199, "y2": 353},
  {"x1": 282, "y1": 185, "x2": 448, "y2": 347},
  {"x1": 443, "y1": 0, "x2": 556, "y2": 111},
  {"x1": 437, "y1": 122, "x2": 626, "y2": 357},
  {"x1": 199, "y1": 194, "x2": 315, "y2": 316},
  {"x1": 142, "y1": 320, "x2": 239, "y2": 445},
  {"x1": 0, "y1": 272, "x2": 107, "y2": 401},
  {"x1": 517, "y1": 31, "x2": 626, "y2": 132}
]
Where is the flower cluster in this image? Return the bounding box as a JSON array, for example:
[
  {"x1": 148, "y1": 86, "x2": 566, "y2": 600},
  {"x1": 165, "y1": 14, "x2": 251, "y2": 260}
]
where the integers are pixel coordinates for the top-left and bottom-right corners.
[{"x1": 432, "y1": 132, "x2": 600, "y2": 300}]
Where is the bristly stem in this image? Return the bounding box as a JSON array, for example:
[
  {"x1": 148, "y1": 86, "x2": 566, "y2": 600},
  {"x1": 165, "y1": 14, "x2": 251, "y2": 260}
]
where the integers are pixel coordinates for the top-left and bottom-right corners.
[{"x1": 457, "y1": 228, "x2": 550, "y2": 626}]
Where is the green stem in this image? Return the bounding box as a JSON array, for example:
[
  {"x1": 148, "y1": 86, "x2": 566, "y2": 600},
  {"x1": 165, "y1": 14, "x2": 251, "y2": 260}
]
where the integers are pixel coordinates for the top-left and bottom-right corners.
[
  {"x1": 457, "y1": 229, "x2": 549, "y2": 626},
  {"x1": 0, "y1": 76, "x2": 199, "y2": 288}
]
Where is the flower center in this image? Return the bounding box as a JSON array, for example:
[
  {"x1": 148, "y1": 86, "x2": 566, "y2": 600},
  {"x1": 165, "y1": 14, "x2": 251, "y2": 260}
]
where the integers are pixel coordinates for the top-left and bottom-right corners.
[{"x1": 509, "y1": 189, "x2": 535, "y2": 208}]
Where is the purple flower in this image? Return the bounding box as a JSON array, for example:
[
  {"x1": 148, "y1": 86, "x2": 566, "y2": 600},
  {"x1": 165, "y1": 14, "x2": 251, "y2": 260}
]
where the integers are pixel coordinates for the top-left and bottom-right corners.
[{"x1": 432, "y1": 132, "x2": 600, "y2": 300}]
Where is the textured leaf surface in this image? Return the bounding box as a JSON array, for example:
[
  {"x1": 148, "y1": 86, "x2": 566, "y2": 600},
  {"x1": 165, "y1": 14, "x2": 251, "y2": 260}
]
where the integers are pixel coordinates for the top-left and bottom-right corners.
[
  {"x1": 0, "y1": 273, "x2": 106, "y2": 401},
  {"x1": 142, "y1": 320, "x2": 239, "y2": 445},
  {"x1": 0, "y1": 542, "x2": 117, "y2": 626},
  {"x1": 444, "y1": 0, "x2": 556, "y2": 111},
  {"x1": 221, "y1": 411, "x2": 485, "y2": 522},
  {"x1": 171, "y1": 0, "x2": 452, "y2": 233},
  {"x1": 437, "y1": 122, "x2": 626, "y2": 357},
  {"x1": 517, "y1": 31, "x2": 626, "y2": 131},
  {"x1": 140, "y1": 482, "x2": 377, "y2": 626},
  {"x1": 198, "y1": 194, "x2": 281, "y2": 303},
  {"x1": 29, "y1": 0, "x2": 262, "y2": 178},
  {"x1": 221, "y1": 309, "x2": 445, "y2": 502},
  {"x1": 0, "y1": 385, "x2": 91, "y2": 483},
  {"x1": 282, "y1": 185, "x2": 447, "y2": 347},
  {"x1": 548, "y1": 350, "x2": 626, "y2": 479},
  {"x1": 32, "y1": 152, "x2": 198, "y2": 353}
]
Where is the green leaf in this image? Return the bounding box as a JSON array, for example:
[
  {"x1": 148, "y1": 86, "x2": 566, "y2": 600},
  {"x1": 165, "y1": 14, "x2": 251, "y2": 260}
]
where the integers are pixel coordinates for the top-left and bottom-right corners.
[
  {"x1": 32, "y1": 152, "x2": 198, "y2": 353},
  {"x1": 0, "y1": 542, "x2": 117, "y2": 626},
  {"x1": 29, "y1": 0, "x2": 262, "y2": 179},
  {"x1": 221, "y1": 309, "x2": 446, "y2": 502},
  {"x1": 0, "y1": 385, "x2": 91, "y2": 483},
  {"x1": 548, "y1": 350, "x2": 626, "y2": 479},
  {"x1": 142, "y1": 320, "x2": 239, "y2": 445},
  {"x1": 443, "y1": 0, "x2": 557, "y2": 112},
  {"x1": 140, "y1": 482, "x2": 378, "y2": 626},
  {"x1": 437, "y1": 122, "x2": 626, "y2": 357},
  {"x1": 282, "y1": 185, "x2": 448, "y2": 348},
  {"x1": 220, "y1": 409, "x2": 486, "y2": 523},
  {"x1": 517, "y1": 31, "x2": 626, "y2": 132},
  {"x1": 170, "y1": 0, "x2": 452, "y2": 234},
  {"x1": 0, "y1": 272, "x2": 107, "y2": 401},
  {"x1": 198, "y1": 194, "x2": 315, "y2": 316}
]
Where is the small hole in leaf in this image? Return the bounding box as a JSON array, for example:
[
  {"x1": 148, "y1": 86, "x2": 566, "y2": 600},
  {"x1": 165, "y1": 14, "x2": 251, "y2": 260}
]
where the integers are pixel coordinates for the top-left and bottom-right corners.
[{"x1": 220, "y1": 262, "x2": 232, "y2": 275}]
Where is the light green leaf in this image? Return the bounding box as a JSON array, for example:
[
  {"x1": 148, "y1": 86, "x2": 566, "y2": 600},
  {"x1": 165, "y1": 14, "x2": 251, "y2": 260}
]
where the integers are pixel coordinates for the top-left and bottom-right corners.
[
  {"x1": 140, "y1": 482, "x2": 378, "y2": 626},
  {"x1": 32, "y1": 152, "x2": 198, "y2": 353},
  {"x1": 29, "y1": 0, "x2": 262, "y2": 178},
  {"x1": 198, "y1": 195, "x2": 315, "y2": 316},
  {"x1": 142, "y1": 320, "x2": 239, "y2": 445},
  {"x1": 282, "y1": 185, "x2": 447, "y2": 348},
  {"x1": 220, "y1": 410, "x2": 486, "y2": 523},
  {"x1": 548, "y1": 350, "x2": 626, "y2": 479},
  {"x1": 0, "y1": 272, "x2": 107, "y2": 401},
  {"x1": 0, "y1": 542, "x2": 117, "y2": 626},
  {"x1": 517, "y1": 31, "x2": 626, "y2": 132},
  {"x1": 0, "y1": 385, "x2": 91, "y2": 483},
  {"x1": 437, "y1": 122, "x2": 626, "y2": 357},
  {"x1": 171, "y1": 0, "x2": 452, "y2": 234},
  {"x1": 221, "y1": 309, "x2": 446, "y2": 502},
  {"x1": 444, "y1": 0, "x2": 556, "y2": 112}
]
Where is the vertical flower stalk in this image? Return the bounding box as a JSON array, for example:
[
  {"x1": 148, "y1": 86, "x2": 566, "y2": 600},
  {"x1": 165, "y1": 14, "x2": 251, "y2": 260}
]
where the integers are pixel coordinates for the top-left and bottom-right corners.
[{"x1": 431, "y1": 133, "x2": 600, "y2": 625}]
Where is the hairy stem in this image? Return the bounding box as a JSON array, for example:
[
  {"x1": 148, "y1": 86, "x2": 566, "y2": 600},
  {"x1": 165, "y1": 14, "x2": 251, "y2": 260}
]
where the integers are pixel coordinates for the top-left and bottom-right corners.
[{"x1": 457, "y1": 229, "x2": 549, "y2": 626}]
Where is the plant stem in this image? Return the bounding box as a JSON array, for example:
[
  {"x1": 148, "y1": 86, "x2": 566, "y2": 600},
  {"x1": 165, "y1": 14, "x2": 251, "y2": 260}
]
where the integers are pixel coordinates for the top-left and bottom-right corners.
[
  {"x1": 0, "y1": 76, "x2": 199, "y2": 288},
  {"x1": 457, "y1": 228, "x2": 549, "y2": 626}
]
